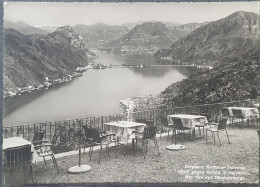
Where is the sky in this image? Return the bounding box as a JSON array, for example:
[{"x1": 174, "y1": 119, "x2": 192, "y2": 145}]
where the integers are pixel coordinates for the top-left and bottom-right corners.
[{"x1": 3, "y1": 1, "x2": 260, "y2": 27}]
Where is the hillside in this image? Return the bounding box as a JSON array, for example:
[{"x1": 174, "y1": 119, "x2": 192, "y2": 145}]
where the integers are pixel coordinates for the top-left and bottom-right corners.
[
  {"x1": 3, "y1": 27, "x2": 93, "y2": 97},
  {"x1": 160, "y1": 45, "x2": 260, "y2": 107},
  {"x1": 73, "y1": 23, "x2": 130, "y2": 49},
  {"x1": 107, "y1": 21, "x2": 205, "y2": 55},
  {"x1": 154, "y1": 11, "x2": 260, "y2": 66},
  {"x1": 4, "y1": 20, "x2": 48, "y2": 35}
]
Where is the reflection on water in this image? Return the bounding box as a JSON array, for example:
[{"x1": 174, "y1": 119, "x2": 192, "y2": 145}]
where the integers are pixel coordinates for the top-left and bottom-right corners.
[
  {"x1": 131, "y1": 66, "x2": 198, "y2": 78},
  {"x1": 4, "y1": 79, "x2": 76, "y2": 116},
  {"x1": 3, "y1": 53, "x2": 196, "y2": 126}
]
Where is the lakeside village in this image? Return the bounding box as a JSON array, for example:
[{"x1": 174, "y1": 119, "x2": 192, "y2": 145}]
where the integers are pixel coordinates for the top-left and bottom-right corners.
[{"x1": 4, "y1": 60, "x2": 212, "y2": 99}]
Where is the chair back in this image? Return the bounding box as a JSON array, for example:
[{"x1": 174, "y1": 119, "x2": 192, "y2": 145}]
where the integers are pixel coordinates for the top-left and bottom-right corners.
[
  {"x1": 32, "y1": 131, "x2": 45, "y2": 145},
  {"x1": 143, "y1": 125, "x2": 157, "y2": 140},
  {"x1": 135, "y1": 118, "x2": 147, "y2": 124},
  {"x1": 51, "y1": 131, "x2": 60, "y2": 145},
  {"x1": 217, "y1": 118, "x2": 228, "y2": 130},
  {"x1": 3, "y1": 145, "x2": 32, "y2": 169},
  {"x1": 159, "y1": 115, "x2": 169, "y2": 127},
  {"x1": 232, "y1": 109, "x2": 243, "y2": 118},
  {"x1": 200, "y1": 106, "x2": 209, "y2": 115},
  {"x1": 90, "y1": 129, "x2": 102, "y2": 143},
  {"x1": 221, "y1": 108, "x2": 231, "y2": 117},
  {"x1": 82, "y1": 125, "x2": 92, "y2": 138},
  {"x1": 171, "y1": 118, "x2": 185, "y2": 130}
]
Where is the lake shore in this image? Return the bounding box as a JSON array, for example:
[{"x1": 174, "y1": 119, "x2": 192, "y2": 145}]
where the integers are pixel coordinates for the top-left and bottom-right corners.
[{"x1": 120, "y1": 94, "x2": 166, "y2": 115}]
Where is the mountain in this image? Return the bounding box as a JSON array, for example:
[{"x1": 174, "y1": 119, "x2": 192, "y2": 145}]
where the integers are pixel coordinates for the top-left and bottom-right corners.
[
  {"x1": 107, "y1": 21, "x2": 206, "y2": 55},
  {"x1": 122, "y1": 21, "x2": 179, "y2": 30},
  {"x1": 160, "y1": 44, "x2": 260, "y2": 107},
  {"x1": 171, "y1": 22, "x2": 208, "y2": 33},
  {"x1": 121, "y1": 21, "x2": 145, "y2": 30},
  {"x1": 154, "y1": 11, "x2": 260, "y2": 66},
  {"x1": 34, "y1": 25, "x2": 59, "y2": 33},
  {"x1": 73, "y1": 23, "x2": 130, "y2": 48},
  {"x1": 4, "y1": 20, "x2": 48, "y2": 35},
  {"x1": 3, "y1": 27, "x2": 93, "y2": 97},
  {"x1": 107, "y1": 21, "x2": 186, "y2": 55}
]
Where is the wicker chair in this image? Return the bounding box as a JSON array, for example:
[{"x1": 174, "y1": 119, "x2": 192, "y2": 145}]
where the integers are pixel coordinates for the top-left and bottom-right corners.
[
  {"x1": 32, "y1": 131, "x2": 59, "y2": 173},
  {"x1": 232, "y1": 109, "x2": 246, "y2": 126},
  {"x1": 221, "y1": 107, "x2": 233, "y2": 124},
  {"x1": 205, "y1": 118, "x2": 231, "y2": 146},
  {"x1": 158, "y1": 115, "x2": 174, "y2": 141},
  {"x1": 172, "y1": 118, "x2": 192, "y2": 145},
  {"x1": 85, "y1": 128, "x2": 117, "y2": 164},
  {"x1": 3, "y1": 145, "x2": 34, "y2": 184},
  {"x1": 132, "y1": 125, "x2": 160, "y2": 159}
]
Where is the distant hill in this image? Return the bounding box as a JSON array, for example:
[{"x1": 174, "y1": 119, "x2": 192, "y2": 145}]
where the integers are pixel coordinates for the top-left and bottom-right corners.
[
  {"x1": 4, "y1": 20, "x2": 48, "y2": 35},
  {"x1": 160, "y1": 43, "x2": 260, "y2": 107},
  {"x1": 171, "y1": 22, "x2": 208, "y2": 34},
  {"x1": 122, "y1": 21, "x2": 179, "y2": 30},
  {"x1": 122, "y1": 21, "x2": 146, "y2": 30},
  {"x1": 73, "y1": 23, "x2": 130, "y2": 48},
  {"x1": 107, "y1": 21, "x2": 205, "y2": 55},
  {"x1": 154, "y1": 11, "x2": 260, "y2": 66},
  {"x1": 3, "y1": 27, "x2": 93, "y2": 96},
  {"x1": 34, "y1": 25, "x2": 59, "y2": 33}
]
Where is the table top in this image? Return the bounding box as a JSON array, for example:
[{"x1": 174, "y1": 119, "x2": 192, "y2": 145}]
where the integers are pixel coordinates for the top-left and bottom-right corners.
[
  {"x1": 228, "y1": 107, "x2": 259, "y2": 111},
  {"x1": 168, "y1": 114, "x2": 207, "y2": 119},
  {"x1": 104, "y1": 121, "x2": 146, "y2": 128},
  {"x1": 3, "y1": 137, "x2": 32, "y2": 150}
]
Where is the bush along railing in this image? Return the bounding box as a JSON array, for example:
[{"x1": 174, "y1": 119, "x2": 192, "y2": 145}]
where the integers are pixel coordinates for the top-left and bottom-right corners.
[
  {"x1": 3, "y1": 113, "x2": 127, "y2": 153},
  {"x1": 3, "y1": 99, "x2": 259, "y2": 153},
  {"x1": 132, "y1": 99, "x2": 260, "y2": 133}
]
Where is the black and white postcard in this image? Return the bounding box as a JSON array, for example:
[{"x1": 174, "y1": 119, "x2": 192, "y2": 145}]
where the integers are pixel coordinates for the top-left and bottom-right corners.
[{"x1": 2, "y1": 1, "x2": 259, "y2": 185}]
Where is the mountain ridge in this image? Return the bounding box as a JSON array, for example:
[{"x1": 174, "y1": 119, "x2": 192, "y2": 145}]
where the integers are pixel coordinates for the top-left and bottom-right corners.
[
  {"x1": 154, "y1": 11, "x2": 260, "y2": 65},
  {"x1": 160, "y1": 45, "x2": 260, "y2": 107},
  {"x1": 4, "y1": 27, "x2": 92, "y2": 97},
  {"x1": 107, "y1": 21, "x2": 205, "y2": 55},
  {"x1": 4, "y1": 20, "x2": 48, "y2": 35}
]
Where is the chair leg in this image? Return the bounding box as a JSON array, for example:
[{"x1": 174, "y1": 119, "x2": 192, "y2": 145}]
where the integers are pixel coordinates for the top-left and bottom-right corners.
[
  {"x1": 146, "y1": 141, "x2": 148, "y2": 153},
  {"x1": 216, "y1": 132, "x2": 221, "y2": 147},
  {"x1": 206, "y1": 130, "x2": 208, "y2": 143},
  {"x1": 51, "y1": 154, "x2": 59, "y2": 173},
  {"x1": 142, "y1": 141, "x2": 146, "y2": 159},
  {"x1": 174, "y1": 130, "x2": 177, "y2": 145},
  {"x1": 89, "y1": 146, "x2": 94, "y2": 160},
  {"x1": 133, "y1": 139, "x2": 136, "y2": 157},
  {"x1": 115, "y1": 140, "x2": 118, "y2": 159},
  {"x1": 107, "y1": 144, "x2": 110, "y2": 156},
  {"x1": 171, "y1": 129, "x2": 174, "y2": 142},
  {"x1": 99, "y1": 144, "x2": 102, "y2": 164},
  {"x1": 225, "y1": 129, "x2": 231, "y2": 144},
  {"x1": 182, "y1": 131, "x2": 184, "y2": 145},
  {"x1": 43, "y1": 156, "x2": 46, "y2": 165},
  {"x1": 31, "y1": 164, "x2": 34, "y2": 183},
  {"x1": 155, "y1": 139, "x2": 160, "y2": 156},
  {"x1": 160, "y1": 125, "x2": 163, "y2": 140}
]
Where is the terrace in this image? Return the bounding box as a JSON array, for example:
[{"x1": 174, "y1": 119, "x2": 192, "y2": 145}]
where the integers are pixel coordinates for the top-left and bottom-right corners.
[{"x1": 2, "y1": 99, "x2": 260, "y2": 185}]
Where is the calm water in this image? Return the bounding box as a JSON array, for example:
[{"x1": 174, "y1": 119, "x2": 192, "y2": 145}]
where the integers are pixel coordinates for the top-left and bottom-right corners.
[{"x1": 3, "y1": 53, "x2": 195, "y2": 126}]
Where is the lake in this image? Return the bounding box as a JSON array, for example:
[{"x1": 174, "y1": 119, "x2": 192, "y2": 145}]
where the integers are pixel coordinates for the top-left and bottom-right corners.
[{"x1": 3, "y1": 53, "x2": 196, "y2": 126}]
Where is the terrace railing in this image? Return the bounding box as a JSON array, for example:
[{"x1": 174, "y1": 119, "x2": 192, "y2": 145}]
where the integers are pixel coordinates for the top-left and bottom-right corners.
[{"x1": 3, "y1": 99, "x2": 259, "y2": 153}]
